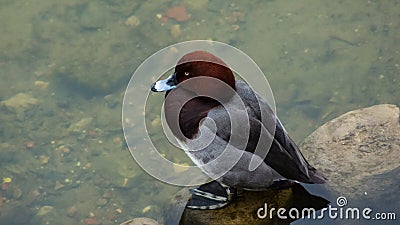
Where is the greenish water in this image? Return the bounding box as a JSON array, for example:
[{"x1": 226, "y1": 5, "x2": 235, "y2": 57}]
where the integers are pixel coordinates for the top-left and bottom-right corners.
[{"x1": 0, "y1": 0, "x2": 398, "y2": 224}]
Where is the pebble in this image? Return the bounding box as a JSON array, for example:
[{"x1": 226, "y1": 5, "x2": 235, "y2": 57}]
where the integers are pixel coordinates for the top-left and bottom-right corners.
[
  {"x1": 68, "y1": 117, "x2": 93, "y2": 133},
  {"x1": 39, "y1": 155, "x2": 50, "y2": 165},
  {"x1": 34, "y1": 81, "x2": 49, "y2": 89},
  {"x1": 25, "y1": 141, "x2": 36, "y2": 149},
  {"x1": 112, "y1": 137, "x2": 122, "y2": 146},
  {"x1": 55, "y1": 145, "x2": 71, "y2": 154},
  {"x1": 125, "y1": 15, "x2": 140, "y2": 26},
  {"x1": 13, "y1": 187, "x2": 22, "y2": 199},
  {"x1": 170, "y1": 24, "x2": 181, "y2": 38},
  {"x1": 54, "y1": 180, "x2": 64, "y2": 191},
  {"x1": 142, "y1": 205, "x2": 152, "y2": 213},
  {"x1": 85, "y1": 217, "x2": 100, "y2": 225},
  {"x1": 96, "y1": 198, "x2": 108, "y2": 206},
  {"x1": 115, "y1": 208, "x2": 122, "y2": 214},
  {"x1": 1, "y1": 93, "x2": 39, "y2": 111},
  {"x1": 67, "y1": 206, "x2": 78, "y2": 217},
  {"x1": 119, "y1": 217, "x2": 160, "y2": 225},
  {"x1": 151, "y1": 117, "x2": 161, "y2": 127},
  {"x1": 173, "y1": 163, "x2": 189, "y2": 173},
  {"x1": 37, "y1": 205, "x2": 54, "y2": 216},
  {"x1": 165, "y1": 5, "x2": 190, "y2": 22},
  {"x1": 27, "y1": 189, "x2": 40, "y2": 204},
  {"x1": 102, "y1": 191, "x2": 112, "y2": 199}
]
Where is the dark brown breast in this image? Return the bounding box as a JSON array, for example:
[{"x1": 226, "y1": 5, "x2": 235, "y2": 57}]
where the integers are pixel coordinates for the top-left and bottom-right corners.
[{"x1": 164, "y1": 87, "x2": 220, "y2": 140}]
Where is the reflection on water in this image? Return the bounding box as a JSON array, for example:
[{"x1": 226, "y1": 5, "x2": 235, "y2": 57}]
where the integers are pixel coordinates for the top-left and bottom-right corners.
[{"x1": 0, "y1": 0, "x2": 398, "y2": 224}]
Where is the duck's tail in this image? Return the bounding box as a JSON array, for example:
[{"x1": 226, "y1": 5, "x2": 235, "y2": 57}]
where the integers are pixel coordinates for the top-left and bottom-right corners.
[{"x1": 307, "y1": 167, "x2": 327, "y2": 184}]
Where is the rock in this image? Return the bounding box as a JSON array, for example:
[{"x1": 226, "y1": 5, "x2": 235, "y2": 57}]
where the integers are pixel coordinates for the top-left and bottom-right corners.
[
  {"x1": 165, "y1": 5, "x2": 190, "y2": 22},
  {"x1": 141, "y1": 205, "x2": 152, "y2": 213},
  {"x1": 96, "y1": 198, "x2": 108, "y2": 206},
  {"x1": 173, "y1": 163, "x2": 189, "y2": 173},
  {"x1": 67, "y1": 206, "x2": 78, "y2": 217},
  {"x1": 164, "y1": 187, "x2": 192, "y2": 225},
  {"x1": 27, "y1": 189, "x2": 40, "y2": 205},
  {"x1": 151, "y1": 117, "x2": 161, "y2": 127},
  {"x1": 301, "y1": 104, "x2": 400, "y2": 198},
  {"x1": 1, "y1": 93, "x2": 38, "y2": 111},
  {"x1": 54, "y1": 180, "x2": 64, "y2": 191},
  {"x1": 68, "y1": 117, "x2": 93, "y2": 133},
  {"x1": 39, "y1": 155, "x2": 50, "y2": 165},
  {"x1": 119, "y1": 217, "x2": 160, "y2": 225},
  {"x1": 54, "y1": 47, "x2": 133, "y2": 95},
  {"x1": 170, "y1": 24, "x2": 181, "y2": 38},
  {"x1": 177, "y1": 183, "x2": 328, "y2": 225},
  {"x1": 117, "y1": 163, "x2": 138, "y2": 179},
  {"x1": 13, "y1": 187, "x2": 22, "y2": 199},
  {"x1": 125, "y1": 15, "x2": 140, "y2": 27},
  {"x1": 37, "y1": 205, "x2": 54, "y2": 216},
  {"x1": 104, "y1": 94, "x2": 121, "y2": 109},
  {"x1": 34, "y1": 81, "x2": 49, "y2": 89},
  {"x1": 115, "y1": 208, "x2": 122, "y2": 214},
  {"x1": 85, "y1": 217, "x2": 100, "y2": 225}
]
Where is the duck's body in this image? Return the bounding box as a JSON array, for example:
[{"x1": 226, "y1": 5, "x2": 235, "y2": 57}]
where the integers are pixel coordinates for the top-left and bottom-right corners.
[{"x1": 151, "y1": 50, "x2": 326, "y2": 207}]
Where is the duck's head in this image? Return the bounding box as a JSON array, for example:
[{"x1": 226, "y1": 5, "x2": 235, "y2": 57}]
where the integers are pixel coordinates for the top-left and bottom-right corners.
[
  {"x1": 151, "y1": 51, "x2": 237, "y2": 139},
  {"x1": 151, "y1": 51, "x2": 236, "y2": 99}
]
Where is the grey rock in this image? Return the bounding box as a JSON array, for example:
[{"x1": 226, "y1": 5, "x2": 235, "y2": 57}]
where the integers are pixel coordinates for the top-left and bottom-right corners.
[
  {"x1": 177, "y1": 183, "x2": 329, "y2": 225},
  {"x1": 301, "y1": 104, "x2": 400, "y2": 197}
]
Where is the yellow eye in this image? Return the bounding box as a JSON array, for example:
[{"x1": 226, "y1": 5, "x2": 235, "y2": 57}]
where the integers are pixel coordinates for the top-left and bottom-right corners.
[{"x1": 184, "y1": 72, "x2": 190, "y2": 76}]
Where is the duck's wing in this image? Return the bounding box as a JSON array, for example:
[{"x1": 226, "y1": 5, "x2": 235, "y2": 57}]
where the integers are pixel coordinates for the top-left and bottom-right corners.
[
  {"x1": 184, "y1": 101, "x2": 276, "y2": 189},
  {"x1": 267, "y1": 118, "x2": 326, "y2": 183},
  {"x1": 235, "y1": 80, "x2": 326, "y2": 184}
]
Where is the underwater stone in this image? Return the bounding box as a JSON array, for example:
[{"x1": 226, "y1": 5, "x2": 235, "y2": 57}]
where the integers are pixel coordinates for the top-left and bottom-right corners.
[
  {"x1": 37, "y1": 205, "x2": 54, "y2": 216},
  {"x1": 1, "y1": 93, "x2": 38, "y2": 111},
  {"x1": 119, "y1": 217, "x2": 160, "y2": 225},
  {"x1": 67, "y1": 117, "x2": 93, "y2": 133}
]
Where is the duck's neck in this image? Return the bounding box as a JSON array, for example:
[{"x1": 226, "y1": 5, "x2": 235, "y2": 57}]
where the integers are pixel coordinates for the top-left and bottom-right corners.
[{"x1": 165, "y1": 88, "x2": 221, "y2": 140}]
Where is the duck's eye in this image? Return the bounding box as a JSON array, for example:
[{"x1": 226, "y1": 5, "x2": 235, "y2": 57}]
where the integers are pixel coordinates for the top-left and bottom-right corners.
[{"x1": 184, "y1": 72, "x2": 190, "y2": 76}]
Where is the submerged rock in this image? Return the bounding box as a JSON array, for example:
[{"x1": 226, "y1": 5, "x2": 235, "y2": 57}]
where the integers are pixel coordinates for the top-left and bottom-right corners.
[
  {"x1": 37, "y1": 205, "x2": 54, "y2": 216},
  {"x1": 67, "y1": 117, "x2": 93, "y2": 133},
  {"x1": 1, "y1": 93, "x2": 38, "y2": 111},
  {"x1": 301, "y1": 104, "x2": 400, "y2": 197},
  {"x1": 119, "y1": 217, "x2": 160, "y2": 225}
]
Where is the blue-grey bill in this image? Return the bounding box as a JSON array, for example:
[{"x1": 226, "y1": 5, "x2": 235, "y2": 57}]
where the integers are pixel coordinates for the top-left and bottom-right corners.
[{"x1": 151, "y1": 73, "x2": 177, "y2": 92}]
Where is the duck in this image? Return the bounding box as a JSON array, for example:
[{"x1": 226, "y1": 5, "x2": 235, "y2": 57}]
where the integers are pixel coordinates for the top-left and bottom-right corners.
[{"x1": 151, "y1": 51, "x2": 326, "y2": 209}]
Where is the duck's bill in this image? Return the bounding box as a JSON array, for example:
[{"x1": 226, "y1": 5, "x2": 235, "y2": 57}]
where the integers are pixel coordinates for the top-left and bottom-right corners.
[{"x1": 151, "y1": 73, "x2": 177, "y2": 92}]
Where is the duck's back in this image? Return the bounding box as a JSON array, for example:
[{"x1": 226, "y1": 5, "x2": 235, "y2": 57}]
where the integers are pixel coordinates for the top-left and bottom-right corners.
[{"x1": 221, "y1": 80, "x2": 326, "y2": 184}]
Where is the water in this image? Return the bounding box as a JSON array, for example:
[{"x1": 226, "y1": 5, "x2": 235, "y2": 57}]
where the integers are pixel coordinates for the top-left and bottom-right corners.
[{"x1": 0, "y1": 0, "x2": 398, "y2": 224}]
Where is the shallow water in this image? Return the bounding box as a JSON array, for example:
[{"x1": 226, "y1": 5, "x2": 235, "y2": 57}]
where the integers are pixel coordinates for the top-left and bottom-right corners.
[{"x1": 0, "y1": 0, "x2": 398, "y2": 224}]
